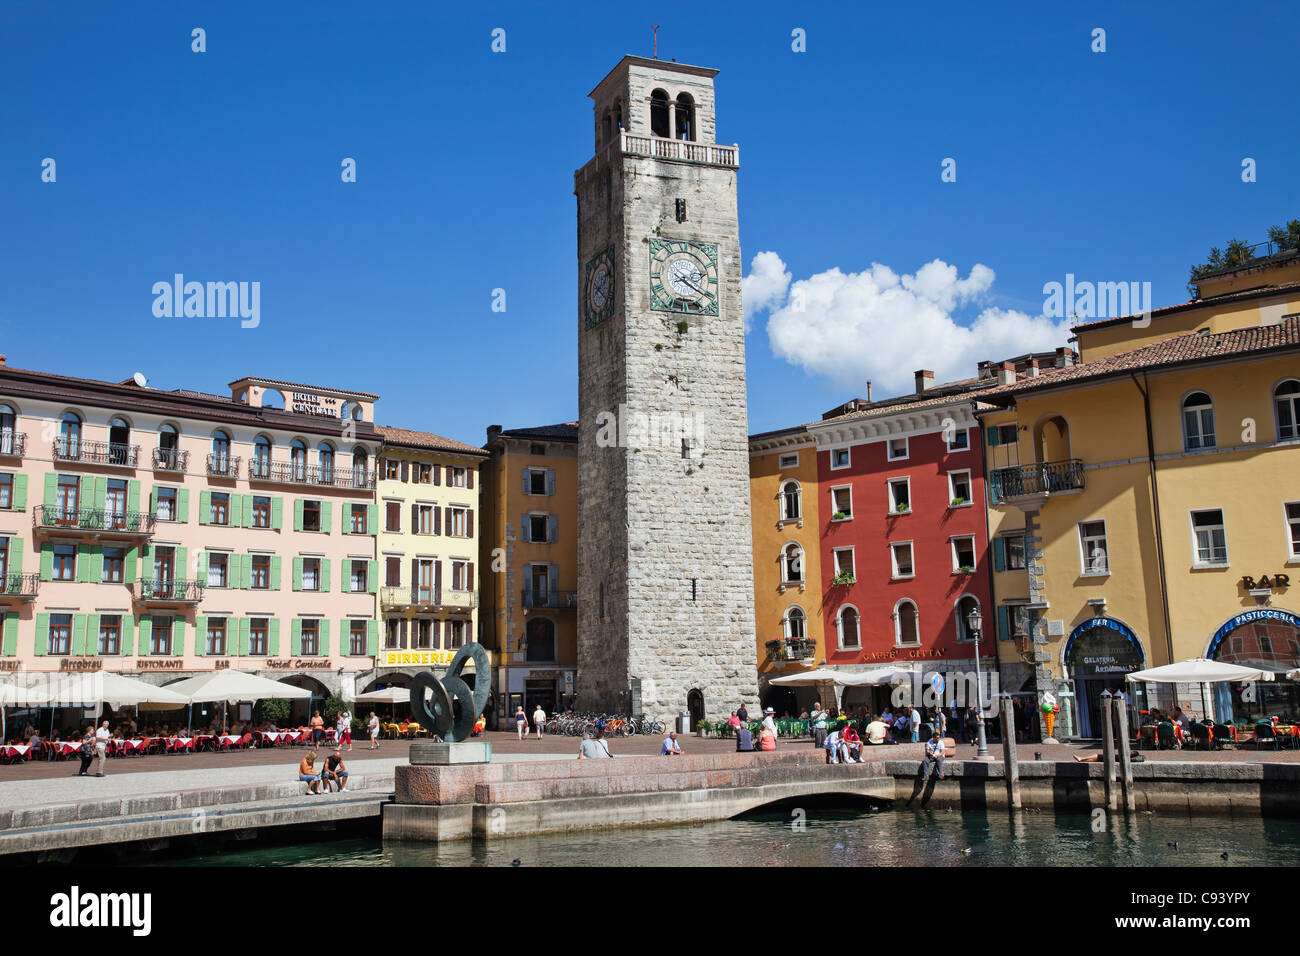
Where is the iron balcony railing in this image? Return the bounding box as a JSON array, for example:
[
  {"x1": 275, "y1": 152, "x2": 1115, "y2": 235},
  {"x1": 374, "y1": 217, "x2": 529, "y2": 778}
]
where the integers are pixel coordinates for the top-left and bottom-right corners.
[
  {"x1": 207, "y1": 453, "x2": 242, "y2": 478},
  {"x1": 0, "y1": 572, "x2": 39, "y2": 598},
  {"x1": 34, "y1": 505, "x2": 156, "y2": 535},
  {"x1": 522, "y1": 589, "x2": 577, "y2": 610},
  {"x1": 137, "y1": 579, "x2": 205, "y2": 603},
  {"x1": 379, "y1": 587, "x2": 479, "y2": 608},
  {"x1": 989, "y1": 459, "x2": 1085, "y2": 503},
  {"x1": 53, "y1": 437, "x2": 140, "y2": 467},
  {"x1": 248, "y1": 458, "x2": 376, "y2": 489},
  {"x1": 152, "y1": 447, "x2": 189, "y2": 472},
  {"x1": 766, "y1": 637, "x2": 815, "y2": 662},
  {"x1": 0, "y1": 431, "x2": 27, "y2": 457}
]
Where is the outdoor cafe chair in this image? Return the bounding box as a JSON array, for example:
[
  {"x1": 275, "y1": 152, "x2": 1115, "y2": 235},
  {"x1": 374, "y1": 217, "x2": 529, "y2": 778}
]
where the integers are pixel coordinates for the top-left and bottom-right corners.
[
  {"x1": 1212, "y1": 724, "x2": 1235, "y2": 749},
  {"x1": 1156, "y1": 722, "x2": 1177, "y2": 750},
  {"x1": 1254, "y1": 722, "x2": 1278, "y2": 750},
  {"x1": 1190, "y1": 723, "x2": 1211, "y2": 751}
]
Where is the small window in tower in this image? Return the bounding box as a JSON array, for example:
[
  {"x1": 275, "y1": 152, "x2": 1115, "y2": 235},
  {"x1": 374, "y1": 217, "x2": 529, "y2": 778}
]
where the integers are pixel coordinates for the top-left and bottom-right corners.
[
  {"x1": 675, "y1": 93, "x2": 696, "y2": 141},
  {"x1": 675, "y1": 198, "x2": 687, "y2": 222},
  {"x1": 650, "y1": 89, "x2": 670, "y2": 138},
  {"x1": 682, "y1": 438, "x2": 691, "y2": 459}
]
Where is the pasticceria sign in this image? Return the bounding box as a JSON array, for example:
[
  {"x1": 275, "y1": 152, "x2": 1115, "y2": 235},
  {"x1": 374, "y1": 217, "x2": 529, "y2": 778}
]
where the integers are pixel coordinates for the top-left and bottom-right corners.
[{"x1": 377, "y1": 649, "x2": 491, "y2": 668}]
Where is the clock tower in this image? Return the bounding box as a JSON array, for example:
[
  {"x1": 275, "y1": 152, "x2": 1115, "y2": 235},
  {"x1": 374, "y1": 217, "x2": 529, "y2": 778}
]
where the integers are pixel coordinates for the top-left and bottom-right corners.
[{"x1": 574, "y1": 56, "x2": 758, "y2": 720}]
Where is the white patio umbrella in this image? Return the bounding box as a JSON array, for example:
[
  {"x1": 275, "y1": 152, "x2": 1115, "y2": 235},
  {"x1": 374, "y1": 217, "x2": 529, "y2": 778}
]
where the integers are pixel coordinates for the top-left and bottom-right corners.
[
  {"x1": 768, "y1": 668, "x2": 842, "y2": 686},
  {"x1": 1125, "y1": 659, "x2": 1276, "y2": 684},
  {"x1": 0, "y1": 678, "x2": 51, "y2": 743},
  {"x1": 164, "y1": 671, "x2": 311, "y2": 733},
  {"x1": 356, "y1": 686, "x2": 410, "y2": 704},
  {"x1": 42, "y1": 672, "x2": 189, "y2": 710}
]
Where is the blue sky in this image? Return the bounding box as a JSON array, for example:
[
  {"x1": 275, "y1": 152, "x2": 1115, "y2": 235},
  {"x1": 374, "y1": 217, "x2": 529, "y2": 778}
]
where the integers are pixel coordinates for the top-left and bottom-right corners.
[{"x1": 2, "y1": 1, "x2": 1296, "y2": 439}]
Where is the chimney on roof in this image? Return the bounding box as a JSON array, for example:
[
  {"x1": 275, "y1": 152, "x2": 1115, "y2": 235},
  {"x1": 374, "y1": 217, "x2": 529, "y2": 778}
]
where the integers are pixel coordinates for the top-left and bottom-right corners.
[
  {"x1": 914, "y1": 369, "x2": 934, "y2": 394},
  {"x1": 1026, "y1": 357, "x2": 1040, "y2": 378},
  {"x1": 486, "y1": 425, "x2": 502, "y2": 444},
  {"x1": 977, "y1": 360, "x2": 994, "y2": 381},
  {"x1": 0, "y1": 354, "x2": 6, "y2": 367},
  {"x1": 997, "y1": 361, "x2": 1016, "y2": 386},
  {"x1": 1054, "y1": 347, "x2": 1077, "y2": 368},
  {"x1": 866, "y1": 381, "x2": 872, "y2": 402}
]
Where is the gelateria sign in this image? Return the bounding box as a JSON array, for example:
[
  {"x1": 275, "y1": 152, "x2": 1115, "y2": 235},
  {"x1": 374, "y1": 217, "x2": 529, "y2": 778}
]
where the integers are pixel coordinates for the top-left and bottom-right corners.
[
  {"x1": 291, "y1": 390, "x2": 340, "y2": 418},
  {"x1": 378, "y1": 649, "x2": 492, "y2": 668}
]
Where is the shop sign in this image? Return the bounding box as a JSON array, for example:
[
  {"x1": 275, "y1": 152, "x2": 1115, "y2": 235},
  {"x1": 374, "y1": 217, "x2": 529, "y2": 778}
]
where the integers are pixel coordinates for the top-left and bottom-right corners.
[
  {"x1": 1066, "y1": 617, "x2": 1144, "y2": 678},
  {"x1": 291, "y1": 391, "x2": 340, "y2": 418},
  {"x1": 214, "y1": 659, "x2": 231, "y2": 669},
  {"x1": 263, "y1": 658, "x2": 331, "y2": 670},
  {"x1": 0, "y1": 660, "x2": 20, "y2": 671},
  {"x1": 861, "y1": 648, "x2": 946, "y2": 662},
  {"x1": 137, "y1": 659, "x2": 184, "y2": 671},
  {"x1": 59, "y1": 658, "x2": 103, "y2": 672},
  {"x1": 1209, "y1": 608, "x2": 1300, "y2": 658},
  {"x1": 1241, "y1": 573, "x2": 1291, "y2": 590},
  {"x1": 377, "y1": 649, "x2": 492, "y2": 668}
]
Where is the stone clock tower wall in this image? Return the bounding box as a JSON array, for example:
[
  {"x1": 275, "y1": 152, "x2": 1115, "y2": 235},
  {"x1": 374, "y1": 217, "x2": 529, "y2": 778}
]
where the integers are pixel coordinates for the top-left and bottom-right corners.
[{"x1": 574, "y1": 56, "x2": 758, "y2": 720}]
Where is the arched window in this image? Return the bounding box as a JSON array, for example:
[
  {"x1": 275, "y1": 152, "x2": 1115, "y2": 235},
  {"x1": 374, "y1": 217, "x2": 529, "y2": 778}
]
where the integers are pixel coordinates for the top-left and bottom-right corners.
[
  {"x1": 108, "y1": 417, "x2": 131, "y2": 465},
  {"x1": 612, "y1": 98, "x2": 623, "y2": 133},
  {"x1": 600, "y1": 111, "x2": 612, "y2": 145},
  {"x1": 58, "y1": 411, "x2": 82, "y2": 458},
  {"x1": 837, "y1": 605, "x2": 860, "y2": 649},
  {"x1": 525, "y1": 617, "x2": 556, "y2": 662},
  {"x1": 955, "y1": 595, "x2": 981, "y2": 643},
  {"x1": 253, "y1": 435, "x2": 272, "y2": 478},
  {"x1": 780, "y1": 480, "x2": 802, "y2": 521},
  {"x1": 0, "y1": 403, "x2": 17, "y2": 455},
  {"x1": 784, "y1": 606, "x2": 807, "y2": 639},
  {"x1": 352, "y1": 446, "x2": 369, "y2": 486},
  {"x1": 156, "y1": 423, "x2": 180, "y2": 470},
  {"x1": 1182, "y1": 391, "x2": 1216, "y2": 451},
  {"x1": 318, "y1": 442, "x2": 335, "y2": 483},
  {"x1": 262, "y1": 389, "x2": 284, "y2": 410},
  {"x1": 1275, "y1": 379, "x2": 1300, "y2": 442},
  {"x1": 674, "y1": 93, "x2": 696, "y2": 141},
  {"x1": 210, "y1": 430, "x2": 231, "y2": 474},
  {"x1": 780, "y1": 543, "x2": 803, "y2": 584},
  {"x1": 650, "y1": 89, "x2": 670, "y2": 138},
  {"x1": 895, "y1": 600, "x2": 919, "y2": 646},
  {"x1": 290, "y1": 439, "x2": 307, "y2": 480}
]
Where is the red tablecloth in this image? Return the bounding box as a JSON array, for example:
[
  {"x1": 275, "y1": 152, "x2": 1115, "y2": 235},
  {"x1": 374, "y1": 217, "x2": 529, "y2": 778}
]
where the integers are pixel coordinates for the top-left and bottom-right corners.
[
  {"x1": 0, "y1": 744, "x2": 31, "y2": 761},
  {"x1": 217, "y1": 735, "x2": 242, "y2": 749},
  {"x1": 53, "y1": 741, "x2": 81, "y2": 758},
  {"x1": 1274, "y1": 724, "x2": 1299, "y2": 738}
]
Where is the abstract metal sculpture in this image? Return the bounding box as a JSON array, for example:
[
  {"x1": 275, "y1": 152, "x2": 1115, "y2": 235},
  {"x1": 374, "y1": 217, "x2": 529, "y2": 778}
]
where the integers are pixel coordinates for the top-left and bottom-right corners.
[{"x1": 409, "y1": 642, "x2": 492, "y2": 743}]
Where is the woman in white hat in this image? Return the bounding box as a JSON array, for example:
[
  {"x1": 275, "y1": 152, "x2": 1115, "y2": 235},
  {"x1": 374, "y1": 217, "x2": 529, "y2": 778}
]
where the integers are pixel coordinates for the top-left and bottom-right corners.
[{"x1": 762, "y1": 707, "x2": 777, "y2": 739}]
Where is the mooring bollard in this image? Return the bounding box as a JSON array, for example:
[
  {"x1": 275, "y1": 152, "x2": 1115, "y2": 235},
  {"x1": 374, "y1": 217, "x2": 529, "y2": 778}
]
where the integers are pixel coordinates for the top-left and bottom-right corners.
[
  {"x1": 999, "y1": 693, "x2": 1021, "y2": 809},
  {"x1": 1114, "y1": 694, "x2": 1135, "y2": 813},
  {"x1": 1100, "y1": 689, "x2": 1117, "y2": 812}
]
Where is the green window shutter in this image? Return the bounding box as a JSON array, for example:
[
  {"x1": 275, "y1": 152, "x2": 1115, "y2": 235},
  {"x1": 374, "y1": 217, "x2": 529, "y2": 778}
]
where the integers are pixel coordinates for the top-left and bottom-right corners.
[
  {"x1": 321, "y1": 503, "x2": 333, "y2": 534},
  {"x1": 292, "y1": 557, "x2": 302, "y2": 591},
  {"x1": 367, "y1": 503, "x2": 377, "y2": 534},
  {"x1": 320, "y1": 558, "x2": 331, "y2": 592},
  {"x1": 241, "y1": 553, "x2": 253, "y2": 589},
  {"x1": 199, "y1": 490, "x2": 210, "y2": 525},
  {"x1": 42, "y1": 473, "x2": 57, "y2": 510},
  {"x1": 992, "y1": 537, "x2": 1006, "y2": 573},
  {"x1": 76, "y1": 545, "x2": 92, "y2": 583},
  {"x1": 242, "y1": 494, "x2": 254, "y2": 528},
  {"x1": 997, "y1": 605, "x2": 1011, "y2": 641},
  {"x1": 34, "y1": 612, "x2": 49, "y2": 656},
  {"x1": 197, "y1": 552, "x2": 209, "y2": 585},
  {"x1": 150, "y1": 486, "x2": 158, "y2": 514},
  {"x1": 271, "y1": 555, "x2": 281, "y2": 591},
  {"x1": 987, "y1": 427, "x2": 998, "y2": 447},
  {"x1": 341, "y1": 561, "x2": 351, "y2": 593},
  {"x1": 268, "y1": 618, "x2": 280, "y2": 656},
  {"x1": 341, "y1": 505, "x2": 349, "y2": 536},
  {"x1": 13, "y1": 474, "x2": 27, "y2": 510},
  {"x1": 177, "y1": 488, "x2": 189, "y2": 522},
  {"x1": 366, "y1": 620, "x2": 379, "y2": 657},
  {"x1": 239, "y1": 617, "x2": 250, "y2": 656},
  {"x1": 78, "y1": 475, "x2": 94, "y2": 511},
  {"x1": 120, "y1": 615, "x2": 134, "y2": 655},
  {"x1": 39, "y1": 544, "x2": 53, "y2": 582},
  {"x1": 87, "y1": 613, "x2": 100, "y2": 656},
  {"x1": 126, "y1": 479, "x2": 138, "y2": 514},
  {"x1": 125, "y1": 547, "x2": 138, "y2": 584},
  {"x1": 90, "y1": 545, "x2": 104, "y2": 583},
  {"x1": 368, "y1": 560, "x2": 378, "y2": 594},
  {"x1": 293, "y1": 499, "x2": 303, "y2": 531},
  {"x1": 72, "y1": 614, "x2": 88, "y2": 655},
  {"x1": 291, "y1": 618, "x2": 302, "y2": 656},
  {"x1": 272, "y1": 497, "x2": 283, "y2": 530},
  {"x1": 320, "y1": 619, "x2": 330, "y2": 657},
  {"x1": 9, "y1": 537, "x2": 21, "y2": 576},
  {"x1": 196, "y1": 616, "x2": 207, "y2": 655},
  {"x1": 172, "y1": 619, "x2": 185, "y2": 655},
  {"x1": 139, "y1": 543, "x2": 151, "y2": 582},
  {"x1": 176, "y1": 547, "x2": 188, "y2": 584},
  {"x1": 138, "y1": 615, "x2": 152, "y2": 655},
  {"x1": 2, "y1": 614, "x2": 18, "y2": 656}
]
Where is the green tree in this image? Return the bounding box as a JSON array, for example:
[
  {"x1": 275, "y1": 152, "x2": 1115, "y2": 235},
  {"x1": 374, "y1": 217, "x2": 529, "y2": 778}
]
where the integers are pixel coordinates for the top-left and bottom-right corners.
[
  {"x1": 1266, "y1": 218, "x2": 1300, "y2": 254},
  {"x1": 1188, "y1": 218, "x2": 1300, "y2": 295}
]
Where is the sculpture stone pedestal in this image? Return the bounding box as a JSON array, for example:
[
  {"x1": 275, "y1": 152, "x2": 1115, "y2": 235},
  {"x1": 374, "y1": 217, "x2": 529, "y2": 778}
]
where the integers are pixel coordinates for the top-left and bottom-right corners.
[{"x1": 410, "y1": 740, "x2": 492, "y2": 766}]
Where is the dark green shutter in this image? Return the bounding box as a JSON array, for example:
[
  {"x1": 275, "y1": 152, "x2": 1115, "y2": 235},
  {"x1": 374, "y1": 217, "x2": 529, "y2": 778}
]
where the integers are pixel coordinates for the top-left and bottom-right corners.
[{"x1": 992, "y1": 537, "x2": 1006, "y2": 572}]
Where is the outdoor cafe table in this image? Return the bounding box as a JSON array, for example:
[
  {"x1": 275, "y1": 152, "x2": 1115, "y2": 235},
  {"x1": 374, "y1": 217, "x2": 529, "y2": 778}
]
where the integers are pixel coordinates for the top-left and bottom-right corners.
[
  {"x1": 51, "y1": 741, "x2": 81, "y2": 759},
  {"x1": 0, "y1": 744, "x2": 31, "y2": 763},
  {"x1": 217, "y1": 734, "x2": 242, "y2": 750},
  {"x1": 111, "y1": 738, "x2": 152, "y2": 756},
  {"x1": 166, "y1": 737, "x2": 195, "y2": 754}
]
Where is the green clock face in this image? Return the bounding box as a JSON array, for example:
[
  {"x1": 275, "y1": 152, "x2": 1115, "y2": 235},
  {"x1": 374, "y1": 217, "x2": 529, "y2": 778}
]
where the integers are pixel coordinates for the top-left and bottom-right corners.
[
  {"x1": 583, "y1": 246, "x2": 616, "y2": 330},
  {"x1": 649, "y1": 238, "x2": 719, "y2": 316}
]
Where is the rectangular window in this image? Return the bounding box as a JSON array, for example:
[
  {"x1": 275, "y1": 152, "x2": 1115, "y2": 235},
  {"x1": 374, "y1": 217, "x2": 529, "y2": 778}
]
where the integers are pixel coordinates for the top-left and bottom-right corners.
[
  {"x1": 210, "y1": 492, "x2": 229, "y2": 525},
  {"x1": 779, "y1": 453, "x2": 799, "y2": 470},
  {"x1": 888, "y1": 478, "x2": 910, "y2": 513},
  {"x1": 417, "y1": 504, "x2": 434, "y2": 535},
  {"x1": 831, "y1": 448, "x2": 851, "y2": 470},
  {"x1": 949, "y1": 470, "x2": 972, "y2": 505},
  {"x1": 207, "y1": 618, "x2": 227, "y2": 656},
  {"x1": 887, "y1": 438, "x2": 908, "y2": 461},
  {"x1": 1191, "y1": 509, "x2": 1228, "y2": 565},
  {"x1": 451, "y1": 560, "x2": 469, "y2": 590},
  {"x1": 413, "y1": 619, "x2": 432, "y2": 649},
  {"x1": 1285, "y1": 501, "x2": 1300, "y2": 559},
  {"x1": 350, "y1": 560, "x2": 367, "y2": 592},
  {"x1": 415, "y1": 463, "x2": 432, "y2": 484},
  {"x1": 98, "y1": 615, "x2": 121, "y2": 655},
  {"x1": 208, "y1": 553, "x2": 229, "y2": 588},
  {"x1": 447, "y1": 620, "x2": 465, "y2": 649},
  {"x1": 349, "y1": 620, "x2": 367, "y2": 656},
  {"x1": 156, "y1": 487, "x2": 177, "y2": 522},
  {"x1": 449, "y1": 466, "x2": 467, "y2": 488},
  {"x1": 102, "y1": 547, "x2": 125, "y2": 584},
  {"x1": 53, "y1": 545, "x2": 76, "y2": 581},
  {"x1": 831, "y1": 486, "x2": 852, "y2": 520},
  {"x1": 448, "y1": 507, "x2": 468, "y2": 537},
  {"x1": 385, "y1": 618, "x2": 400, "y2": 649},
  {"x1": 251, "y1": 554, "x2": 270, "y2": 589},
  {"x1": 1079, "y1": 520, "x2": 1109, "y2": 575},
  {"x1": 302, "y1": 500, "x2": 321, "y2": 532},
  {"x1": 385, "y1": 500, "x2": 401, "y2": 532},
  {"x1": 529, "y1": 514, "x2": 549, "y2": 541},
  {"x1": 385, "y1": 556, "x2": 401, "y2": 587},
  {"x1": 302, "y1": 558, "x2": 320, "y2": 591},
  {"x1": 1004, "y1": 534, "x2": 1027, "y2": 571},
  {"x1": 49, "y1": 613, "x2": 72, "y2": 655},
  {"x1": 151, "y1": 616, "x2": 173, "y2": 655},
  {"x1": 947, "y1": 428, "x2": 970, "y2": 452},
  {"x1": 528, "y1": 469, "x2": 547, "y2": 495},
  {"x1": 300, "y1": 619, "x2": 319, "y2": 656},
  {"x1": 833, "y1": 547, "x2": 855, "y2": 582},
  {"x1": 249, "y1": 618, "x2": 268, "y2": 656},
  {"x1": 105, "y1": 480, "x2": 128, "y2": 529},
  {"x1": 988, "y1": 424, "x2": 1018, "y2": 446},
  {"x1": 349, "y1": 503, "x2": 367, "y2": 534},
  {"x1": 951, "y1": 535, "x2": 977, "y2": 572},
  {"x1": 890, "y1": 542, "x2": 914, "y2": 579},
  {"x1": 0, "y1": 473, "x2": 10, "y2": 509},
  {"x1": 252, "y1": 496, "x2": 271, "y2": 528}
]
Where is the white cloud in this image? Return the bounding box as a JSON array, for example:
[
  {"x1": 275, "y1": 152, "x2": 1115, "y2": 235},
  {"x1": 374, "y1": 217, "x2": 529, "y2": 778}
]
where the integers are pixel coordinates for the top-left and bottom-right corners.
[
  {"x1": 740, "y1": 251, "x2": 791, "y2": 332},
  {"x1": 748, "y1": 253, "x2": 1070, "y2": 395}
]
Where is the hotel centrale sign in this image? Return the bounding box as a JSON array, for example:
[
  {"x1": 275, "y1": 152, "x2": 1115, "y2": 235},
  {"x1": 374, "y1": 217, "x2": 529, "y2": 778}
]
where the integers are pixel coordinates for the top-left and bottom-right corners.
[{"x1": 378, "y1": 649, "x2": 491, "y2": 668}]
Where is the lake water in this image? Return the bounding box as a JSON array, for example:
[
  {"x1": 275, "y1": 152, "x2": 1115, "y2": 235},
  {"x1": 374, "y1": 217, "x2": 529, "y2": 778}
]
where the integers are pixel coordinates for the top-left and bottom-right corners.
[{"x1": 140, "y1": 805, "x2": 1300, "y2": 867}]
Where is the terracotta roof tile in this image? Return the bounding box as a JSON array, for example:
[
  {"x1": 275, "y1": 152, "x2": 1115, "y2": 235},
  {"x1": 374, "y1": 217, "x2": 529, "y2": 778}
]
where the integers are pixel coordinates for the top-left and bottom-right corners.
[{"x1": 374, "y1": 424, "x2": 489, "y2": 456}]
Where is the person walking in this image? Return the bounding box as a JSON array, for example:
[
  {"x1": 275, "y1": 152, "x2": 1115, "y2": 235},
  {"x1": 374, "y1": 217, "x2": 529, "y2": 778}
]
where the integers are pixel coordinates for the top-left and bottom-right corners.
[
  {"x1": 921, "y1": 730, "x2": 946, "y2": 781},
  {"x1": 338, "y1": 708, "x2": 353, "y2": 752},
  {"x1": 93, "y1": 720, "x2": 110, "y2": 777},
  {"x1": 533, "y1": 703, "x2": 547, "y2": 740},
  {"x1": 965, "y1": 705, "x2": 982, "y2": 750},
  {"x1": 515, "y1": 705, "x2": 528, "y2": 740},
  {"x1": 367, "y1": 711, "x2": 380, "y2": 750},
  {"x1": 76, "y1": 729, "x2": 95, "y2": 776}
]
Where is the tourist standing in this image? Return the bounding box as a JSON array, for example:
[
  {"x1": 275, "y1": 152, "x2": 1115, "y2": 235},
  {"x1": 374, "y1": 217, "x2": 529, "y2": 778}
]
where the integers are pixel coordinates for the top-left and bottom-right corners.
[
  {"x1": 908, "y1": 704, "x2": 921, "y2": 744},
  {"x1": 310, "y1": 711, "x2": 324, "y2": 746},
  {"x1": 810, "y1": 701, "x2": 828, "y2": 749},
  {"x1": 737, "y1": 703, "x2": 749, "y2": 725},
  {"x1": 921, "y1": 730, "x2": 946, "y2": 781},
  {"x1": 515, "y1": 705, "x2": 528, "y2": 740},
  {"x1": 367, "y1": 711, "x2": 380, "y2": 750},
  {"x1": 965, "y1": 706, "x2": 982, "y2": 749},
  {"x1": 762, "y1": 706, "x2": 777, "y2": 739},
  {"x1": 94, "y1": 720, "x2": 110, "y2": 777},
  {"x1": 340, "y1": 708, "x2": 353, "y2": 751},
  {"x1": 533, "y1": 703, "x2": 547, "y2": 739}
]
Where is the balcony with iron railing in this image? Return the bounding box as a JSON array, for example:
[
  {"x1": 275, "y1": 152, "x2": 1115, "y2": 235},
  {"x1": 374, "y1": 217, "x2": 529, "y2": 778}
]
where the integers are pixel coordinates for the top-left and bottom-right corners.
[
  {"x1": 135, "y1": 579, "x2": 204, "y2": 605},
  {"x1": 33, "y1": 505, "x2": 156, "y2": 537},
  {"x1": 522, "y1": 589, "x2": 577, "y2": 610},
  {"x1": 207, "y1": 454, "x2": 242, "y2": 478},
  {"x1": 248, "y1": 458, "x2": 376, "y2": 490},
  {"x1": 0, "y1": 572, "x2": 40, "y2": 601},
  {"x1": 0, "y1": 431, "x2": 27, "y2": 458},
  {"x1": 989, "y1": 459, "x2": 1085, "y2": 504},
  {"x1": 53, "y1": 437, "x2": 139, "y2": 468},
  {"x1": 152, "y1": 446, "x2": 189, "y2": 472},
  {"x1": 764, "y1": 637, "x2": 816, "y2": 664},
  {"x1": 380, "y1": 586, "x2": 479, "y2": 609}
]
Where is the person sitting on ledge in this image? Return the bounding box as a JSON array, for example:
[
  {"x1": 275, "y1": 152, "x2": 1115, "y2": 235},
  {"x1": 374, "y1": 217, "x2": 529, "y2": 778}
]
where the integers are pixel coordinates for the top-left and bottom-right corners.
[
  {"x1": 865, "y1": 716, "x2": 889, "y2": 746},
  {"x1": 661, "y1": 731, "x2": 682, "y2": 756},
  {"x1": 321, "y1": 749, "x2": 349, "y2": 792},
  {"x1": 298, "y1": 750, "x2": 323, "y2": 795},
  {"x1": 736, "y1": 724, "x2": 755, "y2": 752},
  {"x1": 842, "y1": 723, "x2": 863, "y2": 762},
  {"x1": 578, "y1": 728, "x2": 613, "y2": 759},
  {"x1": 920, "y1": 730, "x2": 946, "y2": 782}
]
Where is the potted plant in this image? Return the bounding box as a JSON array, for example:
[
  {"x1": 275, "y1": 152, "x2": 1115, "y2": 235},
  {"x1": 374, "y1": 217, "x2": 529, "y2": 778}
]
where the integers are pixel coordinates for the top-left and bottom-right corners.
[
  {"x1": 958, "y1": 564, "x2": 974, "y2": 575},
  {"x1": 832, "y1": 510, "x2": 848, "y2": 521},
  {"x1": 950, "y1": 496, "x2": 968, "y2": 507},
  {"x1": 696, "y1": 719, "x2": 710, "y2": 737},
  {"x1": 894, "y1": 502, "x2": 909, "y2": 514},
  {"x1": 832, "y1": 570, "x2": 855, "y2": 586}
]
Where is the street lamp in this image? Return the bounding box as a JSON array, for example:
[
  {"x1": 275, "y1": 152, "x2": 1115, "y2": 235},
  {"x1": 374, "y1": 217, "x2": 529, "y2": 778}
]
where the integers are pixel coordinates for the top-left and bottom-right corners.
[{"x1": 966, "y1": 607, "x2": 991, "y2": 759}]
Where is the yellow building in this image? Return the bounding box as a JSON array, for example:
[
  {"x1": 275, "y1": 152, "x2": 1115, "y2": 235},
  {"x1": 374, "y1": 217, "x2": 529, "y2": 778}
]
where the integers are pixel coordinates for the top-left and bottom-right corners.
[
  {"x1": 371, "y1": 426, "x2": 489, "y2": 699},
  {"x1": 983, "y1": 288, "x2": 1300, "y2": 736},
  {"x1": 749, "y1": 426, "x2": 824, "y2": 715},
  {"x1": 479, "y1": 423, "x2": 578, "y2": 725}
]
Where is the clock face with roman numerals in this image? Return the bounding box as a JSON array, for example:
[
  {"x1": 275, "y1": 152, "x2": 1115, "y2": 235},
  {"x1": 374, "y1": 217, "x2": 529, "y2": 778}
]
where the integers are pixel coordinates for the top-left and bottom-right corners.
[
  {"x1": 649, "y1": 238, "x2": 719, "y2": 316},
  {"x1": 584, "y1": 246, "x2": 616, "y2": 330}
]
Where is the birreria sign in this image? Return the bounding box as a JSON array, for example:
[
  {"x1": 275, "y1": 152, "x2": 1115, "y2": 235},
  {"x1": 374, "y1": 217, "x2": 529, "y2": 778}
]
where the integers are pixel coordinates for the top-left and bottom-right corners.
[{"x1": 152, "y1": 274, "x2": 260, "y2": 328}]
